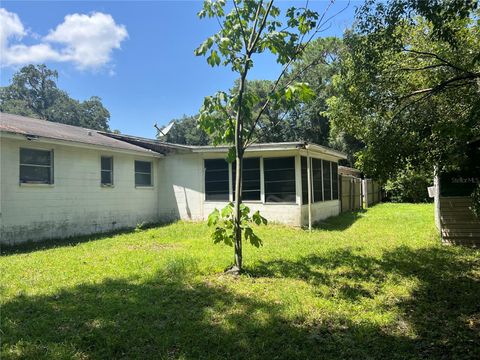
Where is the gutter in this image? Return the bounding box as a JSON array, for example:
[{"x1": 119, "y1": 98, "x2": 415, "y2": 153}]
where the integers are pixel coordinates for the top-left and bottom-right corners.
[{"x1": 299, "y1": 142, "x2": 348, "y2": 160}]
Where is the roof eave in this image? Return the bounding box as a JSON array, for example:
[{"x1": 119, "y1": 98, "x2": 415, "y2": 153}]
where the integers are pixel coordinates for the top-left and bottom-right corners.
[{"x1": 1, "y1": 131, "x2": 164, "y2": 158}]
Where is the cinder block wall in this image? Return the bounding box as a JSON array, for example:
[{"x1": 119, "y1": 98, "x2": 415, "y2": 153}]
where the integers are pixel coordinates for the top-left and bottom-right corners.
[{"x1": 0, "y1": 138, "x2": 160, "y2": 244}]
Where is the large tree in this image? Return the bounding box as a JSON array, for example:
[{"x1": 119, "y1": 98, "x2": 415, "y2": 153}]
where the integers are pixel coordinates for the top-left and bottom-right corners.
[
  {"x1": 162, "y1": 115, "x2": 211, "y2": 145},
  {"x1": 196, "y1": 0, "x2": 332, "y2": 274},
  {"x1": 0, "y1": 64, "x2": 111, "y2": 131},
  {"x1": 327, "y1": 1, "x2": 479, "y2": 180}
]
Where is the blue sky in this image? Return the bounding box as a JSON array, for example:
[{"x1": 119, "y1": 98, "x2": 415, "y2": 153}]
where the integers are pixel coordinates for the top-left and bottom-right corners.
[{"x1": 1, "y1": 1, "x2": 358, "y2": 137}]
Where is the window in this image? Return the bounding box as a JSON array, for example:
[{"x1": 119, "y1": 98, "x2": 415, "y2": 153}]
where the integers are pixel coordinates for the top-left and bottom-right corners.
[
  {"x1": 204, "y1": 159, "x2": 229, "y2": 201},
  {"x1": 332, "y1": 162, "x2": 339, "y2": 200},
  {"x1": 301, "y1": 157, "x2": 309, "y2": 204},
  {"x1": 323, "y1": 160, "x2": 332, "y2": 201},
  {"x1": 264, "y1": 157, "x2": 296, "y2": 203},
  {"x1": 301, "y1": 157, "x2": 324, "y2": 204},
  {"x1": 101, "y1": 156, "x2": 113, "y2": 186},
  {"x1": 20, "y1": 148, "x2": 53, "y2": 184},
  {"x1": 232, "y1": 158, "x2": 261, "y2": 201},
  {"x1": 312, "y1": 158, "x2": 323, "y2": 202},
  {"x1": 135, "y1": 160, "x2": 152, "y2": 186}
]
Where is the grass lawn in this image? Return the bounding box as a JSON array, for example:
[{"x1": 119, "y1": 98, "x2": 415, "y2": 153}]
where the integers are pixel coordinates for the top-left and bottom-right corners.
[{"x1": 1, "y1": 203, "x2": 479, "y2": 359}]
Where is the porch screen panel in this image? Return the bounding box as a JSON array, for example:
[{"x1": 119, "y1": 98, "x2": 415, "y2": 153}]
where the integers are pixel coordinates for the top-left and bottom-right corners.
[
  {"x1": 264, "y1": 157, "x2": 296, "y2": 203},
  {"x1": 232, "y1": 157, "x2": 261, "y2": 201},
  {"x1": 332, "y1": 162, "x2": 339, "y2": 200},
  {"x1": 301, "y1": 157, "x2": 323, "y2": 204},
  {"x1": 323, "y1": 160, "x2": 332, "y2": 201},
  {"x1": 312, "y1": 158, "x2": 323, "y2": 202},
  {"x1": 204, "y1": 159, "x2": 229, "y2": 201},
  {"x1": 301, "y1": 156, "x2": 308, "y2": 204}
]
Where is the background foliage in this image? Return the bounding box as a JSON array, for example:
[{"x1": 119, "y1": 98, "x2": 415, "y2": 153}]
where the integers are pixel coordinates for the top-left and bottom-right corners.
[{"x1": 1, "y1": 64, "x2": 111, "y2": 131}]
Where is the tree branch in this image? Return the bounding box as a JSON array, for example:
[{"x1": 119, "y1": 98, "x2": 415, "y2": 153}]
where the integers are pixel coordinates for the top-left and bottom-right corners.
[
  {"x1": 233, "y1": 0, "x2": 249, "y2": 50},
  {"x1": 247, "y1": 0, "x2": 263, "y2": 51},
  {"x1": 402, "y1": 48, "x2": 469, "y2": 74},
  {"x1": 400, "y1": 72, "x2": 479, "y2": 100},
  {"x1": 248, "y1": 0, "x2": 274, "y2": 54}
]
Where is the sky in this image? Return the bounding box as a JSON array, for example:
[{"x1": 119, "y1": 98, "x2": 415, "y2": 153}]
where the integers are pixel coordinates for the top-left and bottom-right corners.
[{"x1": 0, "y1": 0, "x2": 358, "y2": 138}]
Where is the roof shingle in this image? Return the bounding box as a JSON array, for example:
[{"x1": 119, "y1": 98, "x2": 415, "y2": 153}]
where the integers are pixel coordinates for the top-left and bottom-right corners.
[{"x1": 0, "y1": 113, "x2": 158, "y2": 155}]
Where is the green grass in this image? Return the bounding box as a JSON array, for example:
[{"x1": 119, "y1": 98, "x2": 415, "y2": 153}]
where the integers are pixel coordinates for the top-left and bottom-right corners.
[{"x1": 1, "y1": 203, "x2": 479, "y2": 359}]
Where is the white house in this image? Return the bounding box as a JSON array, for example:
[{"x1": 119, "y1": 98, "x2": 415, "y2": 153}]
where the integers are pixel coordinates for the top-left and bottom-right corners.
[{"x1": 0, "y1": 113, "x2": 347, "y2": 245}]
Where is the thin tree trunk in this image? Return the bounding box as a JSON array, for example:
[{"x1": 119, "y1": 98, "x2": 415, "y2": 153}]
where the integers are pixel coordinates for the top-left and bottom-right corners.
[{"x1": 231, "y1": 67, "x2": 248, "y2": 274}]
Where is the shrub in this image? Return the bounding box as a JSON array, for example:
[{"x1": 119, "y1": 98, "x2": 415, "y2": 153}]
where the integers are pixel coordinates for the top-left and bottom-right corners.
[{"x1": 385, "y1": 167, "x2": 433, "y2": 203}]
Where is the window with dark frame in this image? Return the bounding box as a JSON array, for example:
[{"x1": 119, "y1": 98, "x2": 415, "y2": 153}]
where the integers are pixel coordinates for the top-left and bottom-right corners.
[
  {"x1": 232, "y1": 157, "x2": 261, "y2": 201},
  {"x1": 204, "y1": 159, "x2": 229, "y2": 201},
  {"x1": 332, "y1": 162, "x2": 339, "y2": 200},
  {"x1": 101, "y1": 156, "x2": 113, "y2": 186},
  {"x1": 323, "y1": 160, "x2": 332, "y2": 201},
  {"x1": 135, "y1": 160, "x2": 152, "y2": 186},
  {"x1": 264, "y1": 157, "x2": 296, "y2": 203},
  {"x1": 19, "y1": 148, "x2": 53, "y2": 184}
]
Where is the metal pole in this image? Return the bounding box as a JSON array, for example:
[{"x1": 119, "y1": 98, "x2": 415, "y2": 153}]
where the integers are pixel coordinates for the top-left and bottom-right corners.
[{"x1": 307, "y1": 151, "x2": 312, "y2": 232}]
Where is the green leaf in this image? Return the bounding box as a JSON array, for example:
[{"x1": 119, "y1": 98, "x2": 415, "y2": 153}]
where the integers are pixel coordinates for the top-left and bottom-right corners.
[
  {"x1": 244, "y1": 226, "x2": 263, "y2": 248},
  {"x1": 194, "y1": 37, "x2": 214, "y2": 56},
  {"x1": 207, "y1": 50, "x2": 221, "y2": 67},
  {"x1": 252, "y1": 210, "x2": 267, "y2": 225},
  {"x1": 221, "y1": 203, "x2": 233, "y2": 218},
  {"x1": 226, "y1": 147, "x2": 236, "y2": 163},
  {"x1": 207, "y1": 208, "x2": 220, "y2": 227}
]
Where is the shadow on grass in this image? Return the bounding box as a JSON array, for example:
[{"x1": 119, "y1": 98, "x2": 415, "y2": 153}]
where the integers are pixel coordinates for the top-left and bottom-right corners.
[
  {"x1": 312, "y1": 209, "x2": 367, "y2": 231},
  {"x1": 0, "y1": 221, "x2": 175, "y2": 257},
  {"x1": 247, "y1": 245, "x2": 480, "y2": 359},
  {"x1": 1, "y1": 271, "x2": 411, "y2": 360},
  {"x1": 3, "y1": 246, "x2": 479, "y2": 359}
]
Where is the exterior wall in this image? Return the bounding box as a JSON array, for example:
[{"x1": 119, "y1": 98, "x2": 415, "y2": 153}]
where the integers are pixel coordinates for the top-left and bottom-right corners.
[
  {"x1": 434, "y1": 173, "x2": 441, "y2": 230},
  {"x1": 438, "y1": 196, "x2": 480, "y2": 247},
  {"x1": 157, "y1": 153, "x2": 204, "y2": 222},
  {"x1": 0, "y1": 138, "x2": 347, "y2": 244},
  {"x1": 158, "y1": 150, "x2": 304, "y2": 226},
  {"x1": 301, "y1": 201, "x2": 340, "y2": 226},
  {"x1": 204, "y1": 201, "x2": 302, "y2": 226},
  {"x1": 0, "y1": 137, "x2": 160, "y2": 245},
  {"x1": 298, "y1": 150, "x2": 342, "y2": 226},
  {"x1": 202, "y1": 150, "x2": 304, "y2": 226}
]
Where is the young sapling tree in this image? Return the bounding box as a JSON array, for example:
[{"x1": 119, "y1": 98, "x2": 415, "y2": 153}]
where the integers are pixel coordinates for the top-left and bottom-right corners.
[{"x1": 195, "y1": 0, "x2": 340, "y2": 274}]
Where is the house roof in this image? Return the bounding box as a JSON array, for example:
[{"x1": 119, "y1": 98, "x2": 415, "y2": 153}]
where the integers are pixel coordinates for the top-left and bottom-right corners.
[
  {"x1": 0, "y1": 112, "x2": 348, "y2": 160},
  {"x1": 0, "y1": 112, "x2": 159, "y2": 156},
  {"x1": 338, "y1": 166, "x2": 362, "y2": 177},
  {"x1": 190, "y1": 142, "x2": 348, "y2": 159},
  {"x1": 102, "y1": 132, "x2": 193, "y2": 154}
]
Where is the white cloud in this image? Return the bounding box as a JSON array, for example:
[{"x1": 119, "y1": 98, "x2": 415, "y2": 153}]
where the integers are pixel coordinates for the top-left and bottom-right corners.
[
  {"x1": 0, "y1": 8, "x2": 26, "y2": 48},
  {"x1": 0, "y1": 8, "x2": 128, "y2": 70}
]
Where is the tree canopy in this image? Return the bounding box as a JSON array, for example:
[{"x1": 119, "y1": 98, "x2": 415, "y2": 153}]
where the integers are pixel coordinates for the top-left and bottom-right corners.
[
  {"x1": 327, "y1": 1, "x2": 479, "y2": 179},
  {"x1": 0, "y1": 64, "x2": 111, "y2": 131},
  {"x1": 161, "y1": 115, "x2": 210, "y2": 145}
]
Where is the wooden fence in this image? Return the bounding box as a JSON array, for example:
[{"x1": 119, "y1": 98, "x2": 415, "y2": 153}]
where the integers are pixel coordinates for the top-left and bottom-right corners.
[
  {"x1": 339, "y1": 176, "x2": 382, "y2": 213},
  {"x1": 364, "y1": 179, "x2": 382, "y2": 207},
  {"x1": 340, "y1": 175, "x2": 363, "y2": 212}
]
